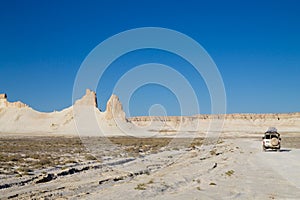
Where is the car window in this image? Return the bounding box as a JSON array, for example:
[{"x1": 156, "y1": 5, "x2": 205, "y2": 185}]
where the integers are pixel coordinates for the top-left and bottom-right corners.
[{"x1": 265, "y1": 135, "x2": 271, "y2": 139}]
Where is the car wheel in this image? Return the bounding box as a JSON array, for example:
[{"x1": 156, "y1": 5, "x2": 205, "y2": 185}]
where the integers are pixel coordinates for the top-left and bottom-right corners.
[{"x1": 271, "y1": 138, "x2": 279, "y2": 146}]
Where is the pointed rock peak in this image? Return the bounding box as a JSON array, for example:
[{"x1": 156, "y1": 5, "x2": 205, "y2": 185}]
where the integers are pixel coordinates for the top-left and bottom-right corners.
[
  {"x1": 105, "y1": 94, "x2": 126, "y2": 120},
  {"x1": 74, "y1": 89, "x2": 98, "y2": 107},
  {"x1": 108, "y1": 94, "x2": 120, "y2": 102},
  {"x1": 85, "y1": 89, "x2": 94, "y2": 96},
  {"x1": 0, "y1": 93, "x2": 28, "y2": 108},
  {"x1": 0, "y1": 93, "x2": 7, "y2": 99},
  {"x1": 107, "y1": 94, "x2": 122, "y2": 110}
]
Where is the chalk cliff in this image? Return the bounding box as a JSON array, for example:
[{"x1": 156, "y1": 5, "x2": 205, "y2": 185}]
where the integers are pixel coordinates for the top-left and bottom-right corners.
[
  {"x1": 74, "y1": 89, "x2": 98, "y2": 107},
  {"x1": 0, "y1": 90, "x2": 299, "y2": 137},
  {"x1": 104, "y1": 94, "x2": 126, "y2": 121},
  {"x1": 0, "y1": 93, "x2": 28, "y2": 108}
]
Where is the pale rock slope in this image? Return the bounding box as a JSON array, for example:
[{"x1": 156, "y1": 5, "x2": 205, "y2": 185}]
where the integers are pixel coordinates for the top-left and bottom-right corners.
[
  {"x1": 0, "y1": 90, "x2": 299, "y2": 136},
  {"x1": 0, "y1": 93, "x2": 28, "y2": 108},
  {"x1": 0, "y1": 89, "x2": 127, "y2": 136}
]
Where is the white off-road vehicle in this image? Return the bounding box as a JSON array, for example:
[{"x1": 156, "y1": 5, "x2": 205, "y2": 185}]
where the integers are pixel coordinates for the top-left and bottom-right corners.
[{"x1": 262, "y1": 127, "x2": 281, "y2": 151}]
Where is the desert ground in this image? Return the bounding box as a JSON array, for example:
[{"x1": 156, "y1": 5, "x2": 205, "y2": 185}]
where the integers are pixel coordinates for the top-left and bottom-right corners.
[{"x1": 1, "y1": 134, "x2": 300, "y2": 200}]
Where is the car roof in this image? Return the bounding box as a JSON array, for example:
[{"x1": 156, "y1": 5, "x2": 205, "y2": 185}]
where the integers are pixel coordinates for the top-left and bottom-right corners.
[{"x1": 264, "y1": 131, "x2": 279, "y2": 134}]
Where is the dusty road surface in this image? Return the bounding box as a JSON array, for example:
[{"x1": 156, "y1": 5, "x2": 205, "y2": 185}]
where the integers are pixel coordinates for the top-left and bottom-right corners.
[{"x1": 1, "y1": 136, "x2": 300, "y2": 199}]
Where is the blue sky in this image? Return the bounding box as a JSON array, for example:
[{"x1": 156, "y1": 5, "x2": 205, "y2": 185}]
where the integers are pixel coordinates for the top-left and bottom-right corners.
[{"x1": 0, "y1": 0, "x2": 299, "y2": 116}]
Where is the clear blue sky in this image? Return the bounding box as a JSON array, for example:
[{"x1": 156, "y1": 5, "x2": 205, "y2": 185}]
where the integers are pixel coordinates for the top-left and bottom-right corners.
[{"x1": 0, "y1": 0, "x2": 299, "y2": 116}]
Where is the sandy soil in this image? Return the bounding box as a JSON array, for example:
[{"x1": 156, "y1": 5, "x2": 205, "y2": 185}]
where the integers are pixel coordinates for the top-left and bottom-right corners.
[{"x1": 1, "y1": 135, "x2": 300, "y2": 200}]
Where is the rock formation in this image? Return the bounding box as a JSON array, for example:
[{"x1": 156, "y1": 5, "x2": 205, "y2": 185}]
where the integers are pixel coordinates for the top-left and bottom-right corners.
[
  {"x1": 0, "y1": 94, "x2": 7, "y2": 99},
  {"x1": 0, "y1": 93, "x2": 28, "y2": 108},
  {"x1": 0, "y1": 90, "x2": 299, "y2": 136},
  {"x1": 104, "y1": 94, "x2": 126, "y2": 121},
  {"x1": 74, "y1": 89, "x2": 98, "y2": 107}
]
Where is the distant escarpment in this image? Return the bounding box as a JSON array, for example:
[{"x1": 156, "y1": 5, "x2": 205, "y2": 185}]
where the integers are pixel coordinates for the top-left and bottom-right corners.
[{"x1": 128, "y1": 112, "x2": 300, "y2": 122}]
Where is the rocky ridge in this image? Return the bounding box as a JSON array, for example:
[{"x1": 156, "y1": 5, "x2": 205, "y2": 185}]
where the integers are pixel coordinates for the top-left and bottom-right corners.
[
  {"x1": 0, "y1": 90, "x2": 299, "y2": 135},
  {"x1": 0, "y1": 93, "x2": 28, "y2": 108}
]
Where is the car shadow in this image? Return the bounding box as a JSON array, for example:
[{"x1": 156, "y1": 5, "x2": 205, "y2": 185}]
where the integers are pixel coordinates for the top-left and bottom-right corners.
[
  {"x1": 279, "y1": 149, "x2": 291, "y2": 152},
  {"x1": 264, "y1": 149, "x2": 291, "y2": 153}
]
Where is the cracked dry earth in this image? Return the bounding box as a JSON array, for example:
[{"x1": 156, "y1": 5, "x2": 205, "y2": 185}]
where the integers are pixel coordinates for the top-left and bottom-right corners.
[{"x1": 1, "y1": 137, "x2": 300, "y2": 199}]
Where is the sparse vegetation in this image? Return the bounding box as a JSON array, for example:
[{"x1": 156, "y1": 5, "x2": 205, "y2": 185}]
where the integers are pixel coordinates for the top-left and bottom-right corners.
[
  {"x1": 0, "y1": 136, "x2": 90, "y2": 175},
  {"x1": 84, "y1": 154, "x2": 97, "y2": 160},
  {"x1": 148, "y1": 179, "x2": 154, "y2": 184},
  {"x1": 0, "y1": 136, "x2": 205, "y2": 176},
  {"x1": 108, "y1": 137, "x2": 204, "y2": 156},
  {"x1": 225, "y1": 170, "x2": 235, "y2": 176},
  {"x1": 135, "y1": 183, "x2": 147, "y2": 190},
  {"x1": 158, "y1": 129, "x2": 177, "y2": 133},
  {"x1": 134, "y1": 179, "x2": 154, "y2": 191},
  {"x1": 217, "y1": 139, "x2": 224, "y2": 144},
  {"x1": 210, "y1": 149, "x2": 217, "y2": 156}
]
